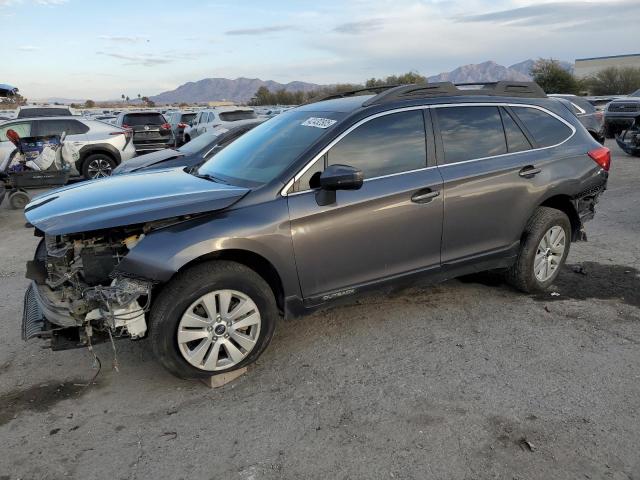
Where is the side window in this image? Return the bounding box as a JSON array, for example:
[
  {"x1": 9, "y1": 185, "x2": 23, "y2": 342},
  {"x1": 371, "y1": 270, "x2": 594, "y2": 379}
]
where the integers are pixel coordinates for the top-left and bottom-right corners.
[
  {"x1": 500, "y1": 108, "x2": 531, "y2": 153},
  {"x1": 293, "y1": 156, "x2": 324, "y2": 192},
  {"x1": 0, "y1": 122, "x2": 31, "y2": 141},
  {"x1": 436, "y1": 106, "x2": 506, "y2": 164},
  {"x1": 326, "y1": 110, "x2": 427, "y2": 179},
  {"x1": 208, "y1": 112, "x2": 217, "y2": 123},
  {"x1": 34, "y1": 119, "x2": 88, "y2": 137},
  {"x1": 511, "y1": 106, "x2": 573, "y2": 147}
]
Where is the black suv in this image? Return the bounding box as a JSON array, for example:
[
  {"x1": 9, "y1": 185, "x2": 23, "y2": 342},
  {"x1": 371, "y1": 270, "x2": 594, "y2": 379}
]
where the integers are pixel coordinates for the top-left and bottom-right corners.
[
  {"x1": 113, "y1": 111, "x2": 173, "y2": 153},
  {"x1": 23, "y1": 82, "x2": 609, "y2": 379}
]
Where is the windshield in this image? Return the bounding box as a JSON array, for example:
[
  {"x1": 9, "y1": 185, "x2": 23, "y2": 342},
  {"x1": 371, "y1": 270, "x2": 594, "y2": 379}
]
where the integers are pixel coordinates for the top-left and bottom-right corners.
[
  {"x1": 631, "y1": 89, "x2": 640, "y2": 97},
  {"x1": 198, "y1": 110, "x2": 343, "y2": 186},
  {"x1": 219, "y1": 110, "x2": 257, "y2": 121},
  {"x1": 178, "y1": 131, "x2": 226, "y2": 154},
  {"x1": 18, "y1": 108, "x2": 70, "y2": 118}
]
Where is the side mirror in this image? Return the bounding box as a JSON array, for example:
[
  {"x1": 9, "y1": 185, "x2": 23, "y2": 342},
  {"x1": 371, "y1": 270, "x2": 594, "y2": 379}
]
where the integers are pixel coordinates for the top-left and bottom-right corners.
[
  {"x1": 315, "y1": 164, "x2": 363, "y2": 206},
  {"x1": 319, "y1": 164, "x2": 363, "y2": 191}
]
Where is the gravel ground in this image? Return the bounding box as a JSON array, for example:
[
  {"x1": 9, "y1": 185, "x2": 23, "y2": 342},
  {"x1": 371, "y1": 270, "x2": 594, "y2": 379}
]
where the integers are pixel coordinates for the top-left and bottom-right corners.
[{"x1": 0, "y1": 142, "x2": 638, "y2": 480}]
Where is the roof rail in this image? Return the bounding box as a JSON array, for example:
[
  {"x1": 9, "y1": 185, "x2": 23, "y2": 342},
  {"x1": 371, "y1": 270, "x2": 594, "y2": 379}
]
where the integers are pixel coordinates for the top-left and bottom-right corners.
[
  {"x1": 362, "y1": 81, "x2": 546, "y2": 106},
  {"x1": 306, "y1": 84, "x2": 400, "y2": 104}
]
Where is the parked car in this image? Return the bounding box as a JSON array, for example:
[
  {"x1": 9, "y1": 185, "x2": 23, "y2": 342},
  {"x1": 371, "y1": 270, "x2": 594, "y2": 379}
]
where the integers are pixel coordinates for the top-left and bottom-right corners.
[
  {"x1": 16, "y1": 105, "x2": 75, "y2": 118},
  {"x1": 165, "y1": 111, "x2": 197, "y2": 146},
  {"x1": 112, "y1": 121, "x2": 263, "y2": 175},
  {"x1": 113, "y1": 111, "x2": 173, "y2": 153},
  {"x1": 183, "y1": 107, "x2": 258, "y2": 142},
  {"x1": 0, "y1": 117, "x2": 135, "y2": 179},
  {"x1": 604, "y1": 89, "x2": 640, "y2": 137},
  {"x1": 22, "y1": 81, "x2": 609, "y2": 379},
  {"x1": 549, "y1": 94, "x2": 605, "y2": 143}
]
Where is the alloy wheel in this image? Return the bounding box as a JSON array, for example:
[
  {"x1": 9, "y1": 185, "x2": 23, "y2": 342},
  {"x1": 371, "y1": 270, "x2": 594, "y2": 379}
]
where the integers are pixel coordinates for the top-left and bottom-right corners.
[
  {"x1": 87, "y1": 158, "x2": 113, "y2": 178},
  {"x1": 534, "y1": 226, "x2": 566, "y2": 282},
  {"x1": 177, "y1": 289, "x2": 261, "y2": 371}
]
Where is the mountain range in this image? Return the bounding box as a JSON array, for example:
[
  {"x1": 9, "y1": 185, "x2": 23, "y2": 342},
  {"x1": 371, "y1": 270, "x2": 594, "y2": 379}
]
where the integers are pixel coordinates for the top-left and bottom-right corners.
[
  {"x1": 150, "y1": 78, "x2": 320, "y2": 104},
  {"x1": 149, "y1": 59, "x2": 573, "y2": 104}
]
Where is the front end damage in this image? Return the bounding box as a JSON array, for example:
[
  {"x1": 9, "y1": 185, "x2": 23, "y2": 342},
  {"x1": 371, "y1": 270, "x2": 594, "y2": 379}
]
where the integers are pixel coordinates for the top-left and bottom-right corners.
[{"x1": 23, "y1": 227, "x2": 153, "y2": 351}]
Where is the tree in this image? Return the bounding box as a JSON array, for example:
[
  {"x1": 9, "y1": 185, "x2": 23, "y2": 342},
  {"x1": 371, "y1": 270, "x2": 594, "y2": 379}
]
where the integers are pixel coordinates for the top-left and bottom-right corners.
[
  {"x1": 531, "y1": 58, "x2": 581, "y2": 94},
  {"x1": 125, "y1": 96, "x2": 130, "y2": 103},
  {"x1": 584, "y1": 67, "x2": 640, "y2": 95},
  {"x1": 121, "y1": 94, "x2": 125, "y2": 103},
  {"x1": 137, "y1": 93, "x2": 141, "y2": 101},
  {"x1": 366, "y1": 71, "x2": 427, "y2": 88},
  {"x1": 85, "y1": 99, "x2": 95, "y2": 108}
]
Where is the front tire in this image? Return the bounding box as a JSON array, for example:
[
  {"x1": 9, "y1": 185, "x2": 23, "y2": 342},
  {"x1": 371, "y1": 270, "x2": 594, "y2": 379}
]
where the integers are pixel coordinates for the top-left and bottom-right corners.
[
  {"x1": 149, "y1": 261, "x2": 278, "y2": 379},
  {"x1": 506, "y1": 207, "x2": 571, "y2": 293}
]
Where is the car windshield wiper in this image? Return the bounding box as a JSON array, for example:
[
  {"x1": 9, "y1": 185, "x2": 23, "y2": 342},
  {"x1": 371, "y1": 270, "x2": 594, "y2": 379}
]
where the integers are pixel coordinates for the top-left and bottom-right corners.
[{"x1": 195, "y1": 172, "x2": 229, "y2": 184}]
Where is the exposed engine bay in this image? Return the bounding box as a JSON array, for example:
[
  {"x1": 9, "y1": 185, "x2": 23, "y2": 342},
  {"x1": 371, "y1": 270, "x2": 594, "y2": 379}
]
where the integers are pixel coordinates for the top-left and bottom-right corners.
[{"x1": 26, "y1": 226, "x2": 154, "y2": 352}]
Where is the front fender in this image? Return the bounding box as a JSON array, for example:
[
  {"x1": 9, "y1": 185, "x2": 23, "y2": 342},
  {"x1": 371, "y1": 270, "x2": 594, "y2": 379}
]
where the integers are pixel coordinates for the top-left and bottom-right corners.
[{"x1": 115, "y1": 198, "x2": 301, "y2": 298}]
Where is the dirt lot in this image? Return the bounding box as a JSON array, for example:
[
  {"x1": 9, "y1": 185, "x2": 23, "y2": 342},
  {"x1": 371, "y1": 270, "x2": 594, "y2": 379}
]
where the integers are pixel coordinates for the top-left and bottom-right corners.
[{"x1": 0, "y1": 142, "x2": 638, "y2": 480}]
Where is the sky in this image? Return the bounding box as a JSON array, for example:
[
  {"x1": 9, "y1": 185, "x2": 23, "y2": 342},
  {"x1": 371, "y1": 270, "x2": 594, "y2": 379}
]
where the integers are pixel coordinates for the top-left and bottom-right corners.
[{"x1": 1, "y1": 0, "x2": 638, "y2": 100}]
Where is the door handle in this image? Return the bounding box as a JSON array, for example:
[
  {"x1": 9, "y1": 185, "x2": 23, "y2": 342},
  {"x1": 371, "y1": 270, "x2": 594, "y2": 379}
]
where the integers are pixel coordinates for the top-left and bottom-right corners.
[
  {"x1": 411, "y1": 189, "x2": 440, "y2": 203},
  {"x1": 519, "y1": 166, "x2": 541, "y2": 177}
]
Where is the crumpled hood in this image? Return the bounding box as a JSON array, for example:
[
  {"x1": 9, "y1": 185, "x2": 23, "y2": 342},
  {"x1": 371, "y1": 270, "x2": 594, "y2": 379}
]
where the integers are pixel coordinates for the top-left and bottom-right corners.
[
  {"x1": 25, "y1": 168, "x2": 249, "y2": 235},
  {"x1": 112, "y1": 149, "x2": 184, "y2": 175}
]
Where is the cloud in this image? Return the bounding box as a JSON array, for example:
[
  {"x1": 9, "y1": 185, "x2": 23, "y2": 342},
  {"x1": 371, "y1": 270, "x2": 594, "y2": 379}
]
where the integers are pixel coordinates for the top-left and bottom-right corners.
[
  {"x1": 98, "y1": 35, "x2": 149, "y2": 43},
  {"x1": 18, "y1": 45, "x2": 39, "y2": 51},
  {"x1": 35, "y1": 0, "x2": 68, "y2": 4},
  {"x1": 456, "y1": 0, "x2": 640, "y2": 26},
  {"x1": 225, "y1": 25, "x2": 296, "y2": 35},
  {"x1": 96, "y1": 50, "x2": 200, "y2": 67},
  {"x1": 333, "y1": 18, "x2": 386, "y2": 34},
  {"x1": 96, "y1": 52, "x2": 174, "y2": 67}
]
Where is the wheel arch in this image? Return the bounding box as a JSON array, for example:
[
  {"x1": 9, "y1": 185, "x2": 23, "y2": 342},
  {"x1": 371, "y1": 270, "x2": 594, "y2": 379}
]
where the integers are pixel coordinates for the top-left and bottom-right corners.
[
  {"x1": 78, "y1": 144, "x2": 121, "y2": 168},
  {"x1": 177, "y1": 249, "x2": 285, "y2": 316},
  {"x1": 538, "y1": 194, "x2": 581, "y2": 241}
]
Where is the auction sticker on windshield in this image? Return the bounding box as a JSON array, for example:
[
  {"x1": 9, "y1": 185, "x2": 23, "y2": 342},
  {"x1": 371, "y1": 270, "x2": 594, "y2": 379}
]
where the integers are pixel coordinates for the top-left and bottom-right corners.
[{"x1": 301, "y1": 117, "x2": 337, "y2": 129}]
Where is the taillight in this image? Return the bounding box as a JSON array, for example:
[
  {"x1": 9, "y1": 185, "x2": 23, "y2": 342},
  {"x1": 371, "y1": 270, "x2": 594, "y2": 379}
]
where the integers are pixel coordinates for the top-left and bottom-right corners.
[
  {"x1": 588, "y1": 146, "x2": 611, "y2": 171},
  {"x1": 122, "y1": 123, "x2": 130, "y2": 129},
  {"x1": 161, "y1": 123, "x2": 171, "y2": 130},
  {"x1": 177, "y1": 122, "x2": 187, "y2": 128},
  {"x1": 109, "y1": 131, "x2": 124, "y2": 136},
  {"x1": 595, "y1": 111, "x2": 604, "y2": 121}
]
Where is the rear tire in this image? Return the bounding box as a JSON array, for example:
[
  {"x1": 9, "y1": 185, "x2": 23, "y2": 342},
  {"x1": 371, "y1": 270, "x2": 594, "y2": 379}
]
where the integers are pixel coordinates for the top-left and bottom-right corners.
[
  {"x1": 505, "y1": 207, "x2": 571, "y2": 293},
  {"x1": 81, "y1": 153, "x2": 116, "y2": 180},
  {"x1": 149, "y1": 261, "x2": 278, "y2": 379}
]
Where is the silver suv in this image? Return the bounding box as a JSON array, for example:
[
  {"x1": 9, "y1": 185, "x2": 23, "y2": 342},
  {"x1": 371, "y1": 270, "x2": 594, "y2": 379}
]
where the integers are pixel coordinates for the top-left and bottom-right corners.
[
  {"x1": 184, "y1": 107, "x2": 258, "y2": 142},
  {"x1": 0, "y1": 117, "x2": 136, "y2": 179}
]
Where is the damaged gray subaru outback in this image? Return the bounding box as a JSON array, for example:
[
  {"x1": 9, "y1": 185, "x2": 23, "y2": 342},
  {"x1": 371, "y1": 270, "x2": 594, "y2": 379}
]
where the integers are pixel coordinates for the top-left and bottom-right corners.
[{"x1": 22, "y1": 82, "x2": 610, "y2": 379}]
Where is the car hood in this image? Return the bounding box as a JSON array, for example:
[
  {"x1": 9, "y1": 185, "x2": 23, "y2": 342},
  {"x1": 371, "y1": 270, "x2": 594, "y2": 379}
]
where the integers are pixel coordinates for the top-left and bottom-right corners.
[
  {"x1": 112, "y1": 149, "x2": 184, "y2": 175},
  {"x1": 25, "y1": 168, "x2": 249, "y2": 235}
]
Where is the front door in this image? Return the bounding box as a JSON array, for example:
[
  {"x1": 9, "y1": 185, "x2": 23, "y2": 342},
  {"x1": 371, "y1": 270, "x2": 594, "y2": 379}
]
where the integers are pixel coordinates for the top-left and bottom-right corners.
[{"x1": 287, "y1": 109, "x2": 444, "y2": 301}]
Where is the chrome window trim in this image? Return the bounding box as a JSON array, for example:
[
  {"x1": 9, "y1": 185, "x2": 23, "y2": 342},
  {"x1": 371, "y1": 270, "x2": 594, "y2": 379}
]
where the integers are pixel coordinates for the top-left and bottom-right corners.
[{"x1": 280, "y1": 102, "x2": 576, "y2": 197}]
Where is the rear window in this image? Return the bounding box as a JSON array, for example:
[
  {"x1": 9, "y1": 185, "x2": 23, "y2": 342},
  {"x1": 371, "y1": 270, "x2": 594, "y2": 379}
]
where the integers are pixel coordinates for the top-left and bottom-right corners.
[
  {"x1": 122, "y1": 113, "x2": 166, "y2": 126},
  {"x1": 436, "y1": 106, "x2": 507, "y2": 164},
  {"x1": 17, "y1": 108, "x2": 71, "y2": 118},
  {"x1": 511, "y1": 106, "x2": 573, "y2": 148},
  {"x1": 181, "y1": 113, "x2": 196, "y2": 123},
  {"x1": 219, "y1": 110, "x2": 258, "y2": 122}
]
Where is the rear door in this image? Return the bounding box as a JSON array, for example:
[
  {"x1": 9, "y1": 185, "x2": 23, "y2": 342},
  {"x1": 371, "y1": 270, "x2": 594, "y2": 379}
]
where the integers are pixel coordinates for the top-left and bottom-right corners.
[
  {"x1": 433, "y1": 104, "x2": 573, "y2": 265},
  {"x1": 287, "y1": 109, "x2": 443, "y2": 301}
]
